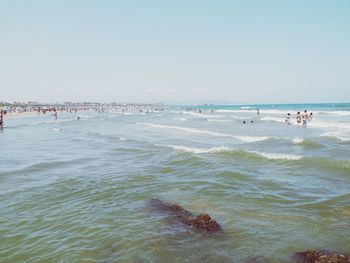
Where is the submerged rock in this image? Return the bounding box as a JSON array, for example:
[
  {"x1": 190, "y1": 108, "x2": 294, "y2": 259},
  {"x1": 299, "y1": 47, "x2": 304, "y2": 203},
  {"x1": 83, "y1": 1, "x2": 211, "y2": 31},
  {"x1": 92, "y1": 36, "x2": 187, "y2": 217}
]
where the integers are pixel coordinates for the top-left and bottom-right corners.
[
  {"x1": 294, "y1": 250, "x2": 350, "y2": 263},
  {"x1": 148, "y1": 199, "x2": 223, "y2": 233},
  {"x1": 184, "y1": 213, "x2": 222, "y2": 232}
]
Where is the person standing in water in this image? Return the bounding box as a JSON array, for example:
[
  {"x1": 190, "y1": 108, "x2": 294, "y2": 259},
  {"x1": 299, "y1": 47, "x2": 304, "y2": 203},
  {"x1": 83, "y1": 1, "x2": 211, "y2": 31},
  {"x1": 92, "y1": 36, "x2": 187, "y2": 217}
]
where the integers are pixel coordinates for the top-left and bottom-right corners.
[
  {"x1": 296, "y1": 112, "x2": 302, "y2": 124},
  {"x1": 302, "y1": 110, "x2": 309, "y2": 127},
  {"x1": 256, "y1": 108, "x2": 260, "y2": 116},
  {"x1": 285, "y1": 113, "x2": 291, "y2": 125},
  {"x1": 309, "y1": 112, "x2": 313, "y2": 122}
]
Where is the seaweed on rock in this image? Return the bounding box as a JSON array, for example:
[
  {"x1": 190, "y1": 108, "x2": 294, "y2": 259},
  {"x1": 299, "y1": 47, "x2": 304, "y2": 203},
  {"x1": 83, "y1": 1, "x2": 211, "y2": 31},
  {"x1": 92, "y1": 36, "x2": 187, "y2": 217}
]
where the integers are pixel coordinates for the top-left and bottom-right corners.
[
  {"x1": 294, "y1": 250, "x2": 350, "y2": 263},
  {"x1": 148, "y1": 199, "x2": 223, "y2": 233}
]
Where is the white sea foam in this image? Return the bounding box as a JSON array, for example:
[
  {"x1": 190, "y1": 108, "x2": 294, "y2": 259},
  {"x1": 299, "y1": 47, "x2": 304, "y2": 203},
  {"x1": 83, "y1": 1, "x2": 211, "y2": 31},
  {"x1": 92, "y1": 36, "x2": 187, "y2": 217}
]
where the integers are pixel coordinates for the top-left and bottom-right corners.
[
  {"x1": 156, "y1": 144, "x2": 231, "y2": 154},
  {"x1": 249, "y1": 151, "x2": 303, "y2": 160},
  {"x1": 292, "y1": 138, "x2": 304, "y2": 144},
  {"x1": 142, "y1": 123, "x2": 271, "y2": 142},
  {"x1": 235, "y1": 135, "x2": 271, "y2": 143},
  {"x1": 52, "y1": 128, "x2": 64, "y2": 132},
  {"x1": 174, "y1": 117, "x2": 187, "y2": 121}
]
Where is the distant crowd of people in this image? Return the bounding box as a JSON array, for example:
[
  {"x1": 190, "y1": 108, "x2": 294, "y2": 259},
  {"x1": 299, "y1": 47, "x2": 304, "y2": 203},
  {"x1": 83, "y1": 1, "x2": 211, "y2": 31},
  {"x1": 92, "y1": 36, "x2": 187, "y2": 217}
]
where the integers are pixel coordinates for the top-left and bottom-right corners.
[
  {"x1": 0, "y1": 104, "x2": 168, "y2": 129},
  {"x1": 285, "y1": 110, "x2": 313, "y2": 127}
]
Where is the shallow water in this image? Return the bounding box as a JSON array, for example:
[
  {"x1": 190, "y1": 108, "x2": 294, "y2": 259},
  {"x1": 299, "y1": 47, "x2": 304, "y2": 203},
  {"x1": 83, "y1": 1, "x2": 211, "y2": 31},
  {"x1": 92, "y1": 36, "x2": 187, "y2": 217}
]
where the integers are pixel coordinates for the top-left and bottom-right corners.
[{"x1": 1, "y1": 104, "x2": 350, "y2": 262}]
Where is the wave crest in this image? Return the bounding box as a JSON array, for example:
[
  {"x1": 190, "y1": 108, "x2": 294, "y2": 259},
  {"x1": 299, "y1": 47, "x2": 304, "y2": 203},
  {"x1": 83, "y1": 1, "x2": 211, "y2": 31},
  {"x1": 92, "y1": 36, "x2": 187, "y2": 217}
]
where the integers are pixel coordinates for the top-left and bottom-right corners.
[
  {"x1": 142, "y1": 123, "x2": 271, "y2": 143},
  {"x1": 155, "y1": 144, "x2": 303, "y2": 160}
]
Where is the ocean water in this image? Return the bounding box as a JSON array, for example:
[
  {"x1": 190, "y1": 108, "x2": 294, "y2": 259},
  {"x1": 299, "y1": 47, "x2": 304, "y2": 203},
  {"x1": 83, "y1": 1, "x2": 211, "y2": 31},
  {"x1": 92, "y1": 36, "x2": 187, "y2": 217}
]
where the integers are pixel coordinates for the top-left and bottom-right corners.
[{"x1": 0, "y1": 103, "x2": 349, "y2": 263}]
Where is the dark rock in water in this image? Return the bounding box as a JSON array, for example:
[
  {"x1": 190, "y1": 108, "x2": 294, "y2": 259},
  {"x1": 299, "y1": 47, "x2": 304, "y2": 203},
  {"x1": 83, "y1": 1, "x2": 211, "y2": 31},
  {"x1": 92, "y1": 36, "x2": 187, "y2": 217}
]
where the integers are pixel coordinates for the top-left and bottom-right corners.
[
  {"x1": 148, "y1": 199, "x2": 191, "y2": 218},
  {"x1": 184, "y1": 213, "x2": 222, "y2": 232},
  {"x1": 148, "y1": 199, "x2": 223, "y2": 233},
  {"x1": 294, "y1": 250, "x2": 350, "y2": 263}
]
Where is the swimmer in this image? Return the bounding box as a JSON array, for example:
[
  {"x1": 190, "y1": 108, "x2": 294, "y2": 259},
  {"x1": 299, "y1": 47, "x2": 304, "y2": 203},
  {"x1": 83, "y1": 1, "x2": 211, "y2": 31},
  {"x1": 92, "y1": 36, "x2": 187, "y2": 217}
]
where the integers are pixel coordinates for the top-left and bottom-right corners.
[{"x1": 256, "y1": 108, "x2": 260, "y2": 116}]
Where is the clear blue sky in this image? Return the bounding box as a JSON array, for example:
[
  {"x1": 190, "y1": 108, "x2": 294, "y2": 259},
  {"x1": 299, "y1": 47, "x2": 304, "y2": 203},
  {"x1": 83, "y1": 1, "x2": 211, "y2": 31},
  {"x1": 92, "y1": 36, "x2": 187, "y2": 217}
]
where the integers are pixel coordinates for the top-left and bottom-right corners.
[{"x1": 1, "y1": 0, "x2": 349, "y2": 104}]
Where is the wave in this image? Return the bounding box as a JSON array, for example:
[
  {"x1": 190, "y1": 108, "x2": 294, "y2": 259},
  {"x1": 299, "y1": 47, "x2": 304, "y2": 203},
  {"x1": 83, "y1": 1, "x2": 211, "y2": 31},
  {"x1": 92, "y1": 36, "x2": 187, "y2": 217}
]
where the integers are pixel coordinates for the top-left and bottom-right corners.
[
  {"x1": 87, "y1": 132, "x2": 123, "y2": 142},
  {"x1": 155, "y1": 144, "x2": 350, "y2": 172},
  {"x1": 181, "y1": 111, "x2": 223, "y2": 119},
  {"x1": 260, "y1": 116, "x2": 285, "y2": 123},
  {"x1": 142, "y1": 123, "x2": 271, "y2": 142},
  {"x1": 207, "y1": 116, "x2": 251, "y2": 122},
  {"x1": 216, "y1": 109, "x2": 253, "y2": 113},
  {"x1": 299, "y1": 157, "x2": 350, "y2": 174},
  {"x1": 310, "y1": 120, "x2": 350, "y2": 130},
  {"x1": 216, "y1": 109, "x2": 290, "y2": 115},
  {"x1": 247, "y1": 150, "x2": 303, "y2": 160},
  {"x1": 292, "y1": 138, "x2": 304, "y2": 144},
  {"x1": 0, "y1": 158, "x2": 90, "y2": 177},
  {"x1": 297, "y1": 192, "x2": 350, "y2": 209},
  {"x1": 320, "y1": 132, "x2": 350, "y2": 142},
  {"x1": 52, "y1": 128, "x2": 64, "y2": 132},
  {"x1": 292, "y1": 137, "x2": 324, "y2": 148},
  {"x1": 155, "y1": 144, "x2": 231, "y2": 154},
  {"x1": 230, "y1": 115, "x2": 252, "y2": 120},
  {"x1": 316, "y1": 110, "x2": 350, "y2": 116},
  {"x1": 5, "y1": 118, "x2": 77, "y2": 129},
  {"x1": 155, "y1": 144, "x2": 303, "y2": 160},
  {"x1": 206, "y1": 119, "x2": 231, "y2": 123}
]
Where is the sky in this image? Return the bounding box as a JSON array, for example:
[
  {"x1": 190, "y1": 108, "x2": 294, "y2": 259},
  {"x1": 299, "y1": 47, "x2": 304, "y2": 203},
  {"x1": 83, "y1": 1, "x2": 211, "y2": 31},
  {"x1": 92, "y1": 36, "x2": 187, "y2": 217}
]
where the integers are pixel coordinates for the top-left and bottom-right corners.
[{"x1": 0, "y1": 0, "x2": 349, "y2": 104}]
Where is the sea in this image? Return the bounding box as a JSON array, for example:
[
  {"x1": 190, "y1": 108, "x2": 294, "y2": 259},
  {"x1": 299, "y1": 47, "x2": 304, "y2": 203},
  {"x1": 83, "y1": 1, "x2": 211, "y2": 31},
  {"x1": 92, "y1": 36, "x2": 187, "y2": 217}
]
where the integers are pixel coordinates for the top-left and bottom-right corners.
[{"x1": 1, "y1": 103, "x2": 349, "y2": 263}]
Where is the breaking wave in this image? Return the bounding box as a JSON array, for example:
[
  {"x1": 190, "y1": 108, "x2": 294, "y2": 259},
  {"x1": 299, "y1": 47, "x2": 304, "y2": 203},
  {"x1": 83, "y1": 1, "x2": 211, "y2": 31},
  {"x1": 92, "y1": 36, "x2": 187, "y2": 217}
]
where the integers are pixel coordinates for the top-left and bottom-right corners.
[
  {"x1": 155, "y1": 144, "x2": 303, "y2": 160},
  {"x1": 142, "y1": 123, "x2": 271, "y2": 143}
]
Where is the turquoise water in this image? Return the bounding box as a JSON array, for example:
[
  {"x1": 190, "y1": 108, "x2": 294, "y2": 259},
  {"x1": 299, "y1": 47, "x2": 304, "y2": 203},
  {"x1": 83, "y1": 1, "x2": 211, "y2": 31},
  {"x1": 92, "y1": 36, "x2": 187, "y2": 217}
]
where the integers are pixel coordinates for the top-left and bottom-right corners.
[{"x1": 1, "y1": 104, "x2": 349, "y2": 262}]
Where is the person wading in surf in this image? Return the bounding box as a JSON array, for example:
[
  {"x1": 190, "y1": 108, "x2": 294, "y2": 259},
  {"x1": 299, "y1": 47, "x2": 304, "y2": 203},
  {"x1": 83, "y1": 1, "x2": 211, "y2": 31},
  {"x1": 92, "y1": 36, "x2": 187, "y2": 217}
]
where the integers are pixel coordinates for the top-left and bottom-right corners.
[
  {"x1": 296, "y1": 112, "x2": 302, "y2": 124},
  {"x1": 302, "y1": 110, "x2": 309, "y2": 127}
]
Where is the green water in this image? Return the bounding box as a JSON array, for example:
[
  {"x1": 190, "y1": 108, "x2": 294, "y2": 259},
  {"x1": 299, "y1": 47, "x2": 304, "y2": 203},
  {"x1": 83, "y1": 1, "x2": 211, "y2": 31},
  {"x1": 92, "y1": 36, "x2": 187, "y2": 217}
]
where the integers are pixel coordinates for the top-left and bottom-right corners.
[{"x1": 1, "y1": 105, "x2": 349, "y2": 262}]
